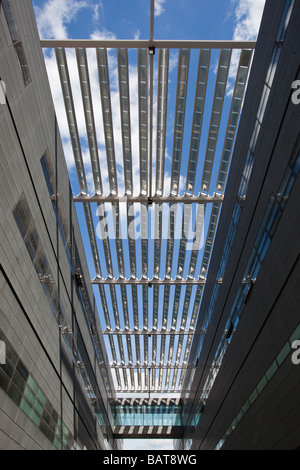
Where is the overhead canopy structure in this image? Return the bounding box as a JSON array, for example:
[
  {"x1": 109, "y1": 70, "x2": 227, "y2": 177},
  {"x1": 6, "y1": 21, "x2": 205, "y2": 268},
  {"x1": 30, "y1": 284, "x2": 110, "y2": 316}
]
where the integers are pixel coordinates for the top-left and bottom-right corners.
[{"x1": 40, "y1": 1, "x2": 255, "y2": 396}]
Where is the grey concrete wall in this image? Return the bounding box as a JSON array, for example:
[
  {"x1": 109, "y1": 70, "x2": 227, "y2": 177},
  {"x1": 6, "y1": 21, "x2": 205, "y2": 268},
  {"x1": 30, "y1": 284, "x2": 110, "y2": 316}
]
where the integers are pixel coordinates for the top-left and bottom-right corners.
[{"x1": 0, "y1": 0, "x2": 116, "y2": 450}]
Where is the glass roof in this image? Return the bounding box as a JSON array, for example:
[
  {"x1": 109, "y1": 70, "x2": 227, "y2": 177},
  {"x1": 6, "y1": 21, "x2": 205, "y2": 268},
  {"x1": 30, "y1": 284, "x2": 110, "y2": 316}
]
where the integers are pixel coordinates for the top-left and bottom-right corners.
[{"x1": 40, "y1": 2, "x2": 255, "y2": 397}]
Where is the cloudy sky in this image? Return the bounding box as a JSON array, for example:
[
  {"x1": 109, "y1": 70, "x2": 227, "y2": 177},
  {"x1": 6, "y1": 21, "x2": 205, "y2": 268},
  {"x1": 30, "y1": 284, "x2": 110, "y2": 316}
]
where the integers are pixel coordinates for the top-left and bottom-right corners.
[
  {"x1": 32, "y1": 0, "x2": 266, "y2": 451},
  {"x1": 32, "y1": 0, "x2": 266, "y2": 195}
]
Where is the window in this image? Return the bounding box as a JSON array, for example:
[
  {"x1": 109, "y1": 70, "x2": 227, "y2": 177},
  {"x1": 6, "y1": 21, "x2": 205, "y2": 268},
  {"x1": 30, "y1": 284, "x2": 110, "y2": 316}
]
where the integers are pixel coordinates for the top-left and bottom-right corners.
[
  {"x1": 2, "y1": 0, "x2": 32, "y2": 87},
  {"x1": 0, "y1": 331, "x2": 73, "y2": 449},
  {"x1": 276, "y1": 0, "x2": 295, "y2": 42},
  {"x1": 215, "y1": 322, "x2": 300, "y2": 450}
]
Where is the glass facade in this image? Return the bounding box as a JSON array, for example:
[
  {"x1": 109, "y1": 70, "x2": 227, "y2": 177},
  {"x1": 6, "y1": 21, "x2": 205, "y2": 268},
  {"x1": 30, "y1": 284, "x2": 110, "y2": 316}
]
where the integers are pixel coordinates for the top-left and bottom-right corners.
[
  {"x1": 41, "y1": 153, "x2": 112, "y2": 390},
  {"x1": 12, "y1": 192, "x2": 113, "y2": 447},
  {"x1": 0, "y1": 330, "x2": 73, "y2": 450},
  {"x1": 189, "y1": 132, "x2": 300, "y2": 437},
  {"x1": 1, "y1": 0, "x2": 32, "y2": 87},
  {"x1": 112, "y1": 399, "x2": 182, "y2": 427},
  {"x1": 215, "y1": 323, "x2": 300, "y2": 450}
]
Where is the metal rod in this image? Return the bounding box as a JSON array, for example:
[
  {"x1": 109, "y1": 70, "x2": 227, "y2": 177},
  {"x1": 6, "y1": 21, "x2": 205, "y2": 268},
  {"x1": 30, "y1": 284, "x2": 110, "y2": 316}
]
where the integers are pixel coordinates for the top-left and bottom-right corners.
[{"x1": 150, "y1": 0, "x2": 154, "y2": 42}]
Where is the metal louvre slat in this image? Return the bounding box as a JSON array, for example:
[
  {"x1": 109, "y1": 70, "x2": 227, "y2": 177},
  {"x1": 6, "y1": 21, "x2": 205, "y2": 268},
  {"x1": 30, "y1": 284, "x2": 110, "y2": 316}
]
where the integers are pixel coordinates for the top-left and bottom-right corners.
[
  {"x1": 112, "y1": 202, "x2": 125, "y2": 278},
  {"x1": 152, "y1": 284, "x2": 160, "y2": 330},
  {"x1": 215, "y1": 49, "x2": 253, "y2": 195},
  {"x1": 127, "y1": 202, "x2": 137, "y2": 278},
  {"x1": 201, "y1": 49, "x2": 232, "y2": 195},
  {"x1": 141, "y1": 202, "x2": 148, "y2": 277},
  {"x1": 159, "y1": 201, "x2": 178, "y2": 387},
  {"x1": 164, "y1": 334, "x2": 175, "y2": 388},
  {"x1": 143, "y1": 284, "x2": 148, "y2": 331},
  {"x1": 138, "y1": 48, "x2": 149, "y2": 195},
  {"x1": 187, "y1": 203, "x2": 205, "y2": 278},
  {"x1": 82, "y1": 202, "x2": 102, "y2": 277},
  {"x1": 97, "y1": 47, "x2": 118, "y2": 195},
  {"x1": 176, "y1": 203, "x2": 192, "y2": 277},
  {"x1": 186, "y1": 49, "x2": 211, "y2": 195},
  {"x1": 96, "y1": 203, "x2": 114, "y2": 277},
  {"x1": 178, "y1": 334, "x2": 194, "y2": 388},
  {"x1": 171, "y1": 333, "x2": 185, "y2": 388},
  {"x1": 201, "y1": 203, "x2": 221, "y2": 275},
  {"x1": 170, "y1": 48, "x2": 190, "y2": 195},
  {"x1": 152, "y1": 335, "x2": 157, "y2": 388},
  {"x1": 76, "y1": 47, "x2": 102, "y2": 195},
  {"x1": 55, "y1": 47, "x2": 87, "y2": 193},
  {"x1": 158, "y1": 334, "x2": 166, "y2": 389},
  {"x1": 176, "y1": 202, "x2": 221, "y2": 387},
  {"x1": 118, "y1": 48, "x2": 133, "y2": 195},
  {"x1": 155, "y1": 48, "x2": 169, "y2": 196},
  {"x1": 153, "y1": 203, "x2": 163, "y2": 278}
]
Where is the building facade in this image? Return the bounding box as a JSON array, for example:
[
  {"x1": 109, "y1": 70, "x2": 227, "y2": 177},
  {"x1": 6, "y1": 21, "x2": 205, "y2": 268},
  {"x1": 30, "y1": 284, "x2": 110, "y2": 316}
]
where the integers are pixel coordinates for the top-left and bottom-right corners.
[
  {"x1": 0, "y1": 0, "x2": 118, "y2": 450},
  {"x1": 178, "y1": 0, "x2": 300, "y2": 451}
]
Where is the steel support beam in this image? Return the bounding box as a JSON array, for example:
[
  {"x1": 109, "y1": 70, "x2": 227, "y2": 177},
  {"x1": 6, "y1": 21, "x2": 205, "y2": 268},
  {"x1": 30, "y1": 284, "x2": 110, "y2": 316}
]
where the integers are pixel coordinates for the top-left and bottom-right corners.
[
  {"x1": 104, "y1": 329, "x2": 205, "y2": 336},
  {"x1": 115, "y1": 389, "x2": 182, "y2": 394},
  {"x1": 41, "y1": 39, "x2": 256, "y2": 49},
  {"x1": 113, "y1": 425, "x2": 184, "y2": 439},
  {"x1": 110, "y1": 364, "x2": 193, "y2": 370},
  {"x1": 73, "y1": 194, "x2": 223, "y2": 204},
  {"x1": 91, "y1": 277, "x2": 206, "y2": 285}
]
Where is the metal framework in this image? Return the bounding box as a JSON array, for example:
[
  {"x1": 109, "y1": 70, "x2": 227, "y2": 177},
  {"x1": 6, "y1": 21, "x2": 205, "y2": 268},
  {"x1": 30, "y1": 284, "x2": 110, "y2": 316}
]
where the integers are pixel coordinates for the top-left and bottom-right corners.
[{"x1": 41, "y1": 1, "x2": 255, "y2": 395}]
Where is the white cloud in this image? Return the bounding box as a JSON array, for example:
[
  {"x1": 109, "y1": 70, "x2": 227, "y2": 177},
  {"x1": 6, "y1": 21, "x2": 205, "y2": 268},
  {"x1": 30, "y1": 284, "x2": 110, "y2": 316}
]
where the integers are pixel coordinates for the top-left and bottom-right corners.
[
  {"x1": 90, "y1": 29, "x2": 117, "y2": 41},
  {"x1": 232, "y1": 0, "x2": 266, "y2": 41},
  {"x1": 154, "y1": 0, "x2": 166, "y2": 17},
  {"x1": 92, "y1": 3, "x2": 100, "y2": 22},
  {"x1": 134, "y1": 29, "x2": 141, "y2": 40},
  {"x1": 34, "y1": 0, "x2": 91, "y2": 39}
]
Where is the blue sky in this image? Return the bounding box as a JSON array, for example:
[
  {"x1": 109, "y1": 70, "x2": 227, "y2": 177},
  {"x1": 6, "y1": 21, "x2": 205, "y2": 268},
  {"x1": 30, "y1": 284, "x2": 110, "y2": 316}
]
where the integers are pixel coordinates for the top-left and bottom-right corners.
[
  {"x1": 33, "y1": 0, "x2": 265, "y2": 42},
  {"x1": 32, "y1": 0, "x2": 266, "y2": 451}
]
